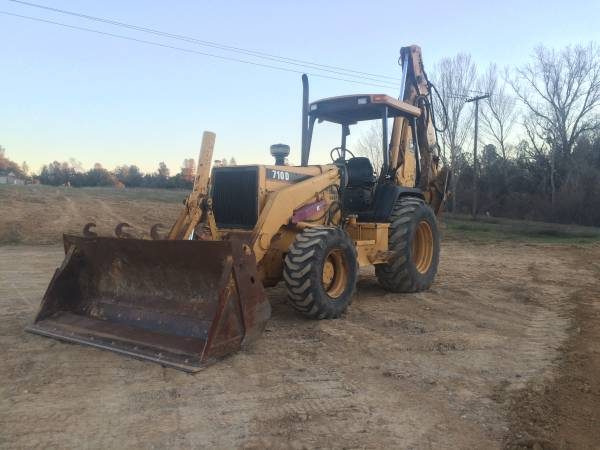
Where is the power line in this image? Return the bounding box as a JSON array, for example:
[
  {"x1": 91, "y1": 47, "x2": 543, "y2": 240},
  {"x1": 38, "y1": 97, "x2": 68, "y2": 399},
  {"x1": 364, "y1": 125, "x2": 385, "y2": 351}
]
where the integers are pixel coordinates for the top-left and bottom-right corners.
[
  {"x1": 0, "y1": 10, "x2": 400, "y2": 90},
  {"x1": 465, "y1": 93, "x2": 490, "y2": 219},
  {"x1": 466, "y1": 89, "x2": 488, "y2": 95},
  {"x1": 8, "y1": 0, "x2": 400, "y2": 84}
]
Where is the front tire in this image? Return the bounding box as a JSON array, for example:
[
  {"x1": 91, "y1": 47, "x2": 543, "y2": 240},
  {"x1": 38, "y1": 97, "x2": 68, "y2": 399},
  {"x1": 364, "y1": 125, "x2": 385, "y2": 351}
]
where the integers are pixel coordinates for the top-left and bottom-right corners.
[
  {"x1": 375, "y1": 196, "x2": 440, "y2": 292},
  {"x1": 283, "y1": 227, "x2": 358, "y2": 319}
]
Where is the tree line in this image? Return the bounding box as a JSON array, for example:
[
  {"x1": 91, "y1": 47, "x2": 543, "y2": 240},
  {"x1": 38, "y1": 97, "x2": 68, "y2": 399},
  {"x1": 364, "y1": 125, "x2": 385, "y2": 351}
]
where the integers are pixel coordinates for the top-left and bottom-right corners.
[
  {"x1": 36, "y1": 157, "x2": 238, "y2": 189},
  {"x1": 434, "y1": 42, "x2": 600, "y2": 226},
  {"x1": 358, "y1": 42, "x2": 600, "y2": 227},
  {"x1": 37, "y1": 161, "x2": 193, "y2": 189}
]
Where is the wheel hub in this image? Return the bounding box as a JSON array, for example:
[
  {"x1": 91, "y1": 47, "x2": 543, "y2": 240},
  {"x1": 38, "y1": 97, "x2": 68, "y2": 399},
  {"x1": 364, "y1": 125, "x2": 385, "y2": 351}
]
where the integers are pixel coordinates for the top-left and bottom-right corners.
[
  {"x1": 321, "y1": 249, "x2": 347, "y2": 299},
  {"x1": 412, "y1": 220, "x2": 434, "y2": 274}
]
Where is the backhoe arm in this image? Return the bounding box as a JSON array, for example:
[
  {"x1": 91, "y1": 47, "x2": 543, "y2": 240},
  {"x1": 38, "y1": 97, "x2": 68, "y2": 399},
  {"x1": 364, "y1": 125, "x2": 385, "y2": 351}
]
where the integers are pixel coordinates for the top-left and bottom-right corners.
[{"x1": 388, "y1": 46, "x2": 447, "y2": 213}]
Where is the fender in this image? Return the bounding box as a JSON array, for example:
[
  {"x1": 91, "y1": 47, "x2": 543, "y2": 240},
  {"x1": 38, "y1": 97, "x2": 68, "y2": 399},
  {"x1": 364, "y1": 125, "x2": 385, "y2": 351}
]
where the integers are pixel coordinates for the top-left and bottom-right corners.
[{"x1": 358, "y1": 184, "x2": 424, "y2": 222}]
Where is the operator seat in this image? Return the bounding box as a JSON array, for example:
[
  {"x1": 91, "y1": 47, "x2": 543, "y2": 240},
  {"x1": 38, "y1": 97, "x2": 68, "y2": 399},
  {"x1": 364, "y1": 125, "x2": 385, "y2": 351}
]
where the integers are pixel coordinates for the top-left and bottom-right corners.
[
  {"x1": 346, "y1": 157, "x2": 376, "y2": 187},
  {"x1": 343, "y1": 157, "x2": 376, "y2": 213}
]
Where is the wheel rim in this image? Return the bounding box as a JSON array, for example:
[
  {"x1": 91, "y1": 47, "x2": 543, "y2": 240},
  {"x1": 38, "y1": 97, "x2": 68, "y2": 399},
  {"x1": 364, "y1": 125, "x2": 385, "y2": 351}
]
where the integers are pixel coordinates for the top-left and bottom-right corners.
[
  {"x1": 412, "y1": 220, "x2": 434, "y2": 274},
  {"x1": 322, "y1": 249, "x2": 348, "y2": 299}
]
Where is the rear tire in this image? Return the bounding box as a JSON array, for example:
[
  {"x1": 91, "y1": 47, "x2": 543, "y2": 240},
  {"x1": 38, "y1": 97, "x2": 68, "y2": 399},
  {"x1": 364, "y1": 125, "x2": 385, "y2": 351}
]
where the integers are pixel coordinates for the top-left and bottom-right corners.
[
  {"x1": 375, "y1": 196, "x2": 440, "y2": 292},
  {"x1": 283, "y1": 226, "x2": 358, "y2": 319}
]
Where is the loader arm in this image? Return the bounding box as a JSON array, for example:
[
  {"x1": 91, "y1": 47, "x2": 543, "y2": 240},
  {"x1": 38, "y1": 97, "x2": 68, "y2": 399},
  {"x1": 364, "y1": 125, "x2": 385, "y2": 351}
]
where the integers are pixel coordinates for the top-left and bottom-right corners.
[
  {"x1": 251, "y1": 166, "x2": 340, "y2": 263},
  {"x1": 168, "y1": 131, "x2": 216, "y2": 240}
]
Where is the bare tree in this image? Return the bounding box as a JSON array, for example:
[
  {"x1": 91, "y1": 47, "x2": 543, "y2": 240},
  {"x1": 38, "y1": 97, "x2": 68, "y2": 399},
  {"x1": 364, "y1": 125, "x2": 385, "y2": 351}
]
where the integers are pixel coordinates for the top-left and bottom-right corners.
[
  {"x1": 431, "y1": 53, "x2": 477, "y2": 211},
  {"x1": 181, "y1": 158, "x2": 195, "y2": 182},
  {"x1": 479, "y1": 64, "x2": 517, "y2": 161},
  {"x1": 512, "y1": 43, "x2": 600, "y2": 156},
  {"x1": 69, "y1": 158, "x2": 84, "y2": 173},
  {"x1": 523, "y1": 112, "x2": 556, "y2": 199},
  {"x1": 353, "y1": 122, "x2": 383, "y2": 174},
  {"x1": 158, "y1": 161, "x2": 170, "y2": 178},
  {"x1": 510, "y1": 43, "x2": 600, "y2": 207}
]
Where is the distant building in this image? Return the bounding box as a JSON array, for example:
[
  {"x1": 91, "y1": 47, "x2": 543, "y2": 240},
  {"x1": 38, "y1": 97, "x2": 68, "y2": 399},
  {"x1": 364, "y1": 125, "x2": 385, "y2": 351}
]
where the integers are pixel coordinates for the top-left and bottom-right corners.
[{"x1": 0, "y1": 171, "x2": 26, "y2": 185}]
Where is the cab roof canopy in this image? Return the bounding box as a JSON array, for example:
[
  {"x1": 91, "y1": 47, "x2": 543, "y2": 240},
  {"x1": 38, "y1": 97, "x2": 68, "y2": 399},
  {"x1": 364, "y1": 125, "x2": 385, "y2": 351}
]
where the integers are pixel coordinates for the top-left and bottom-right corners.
[{"x1": 308, "y1": 94, "x2": 421, "y2": 125}]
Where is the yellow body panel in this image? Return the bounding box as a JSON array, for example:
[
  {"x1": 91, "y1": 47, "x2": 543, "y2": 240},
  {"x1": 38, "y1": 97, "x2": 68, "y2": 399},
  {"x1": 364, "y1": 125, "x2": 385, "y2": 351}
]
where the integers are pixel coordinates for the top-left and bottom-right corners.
[{"x1": 346, "y1": 222, "x2": 391, "y2": 266}]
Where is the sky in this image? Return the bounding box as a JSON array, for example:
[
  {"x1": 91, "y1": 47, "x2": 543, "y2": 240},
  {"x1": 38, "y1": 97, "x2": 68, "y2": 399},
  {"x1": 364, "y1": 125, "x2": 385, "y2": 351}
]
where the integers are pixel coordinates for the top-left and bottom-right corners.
[{"x1": 1, "y1": 0, "x2": 599, "y2": 174}]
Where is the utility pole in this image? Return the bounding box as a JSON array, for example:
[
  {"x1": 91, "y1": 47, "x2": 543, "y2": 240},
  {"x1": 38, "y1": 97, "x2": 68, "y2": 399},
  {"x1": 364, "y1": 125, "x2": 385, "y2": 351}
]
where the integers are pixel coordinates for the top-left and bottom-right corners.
[{"x1": 465, "y1": 94, "x2": 490, "y2": 219}]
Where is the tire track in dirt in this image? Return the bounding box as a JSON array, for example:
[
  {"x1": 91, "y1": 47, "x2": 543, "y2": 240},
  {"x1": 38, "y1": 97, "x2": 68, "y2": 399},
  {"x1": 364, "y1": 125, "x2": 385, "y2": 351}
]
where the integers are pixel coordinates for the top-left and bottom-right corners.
[
  {"x1": 504, "y1": 246, "x2": 600, "y2": 449},
  {"x1": 95, "y1": 198, "x2": 146, "y2": 232},
  {"x1": 48, "y1": 195, "x2": 80, "y2": 231}
]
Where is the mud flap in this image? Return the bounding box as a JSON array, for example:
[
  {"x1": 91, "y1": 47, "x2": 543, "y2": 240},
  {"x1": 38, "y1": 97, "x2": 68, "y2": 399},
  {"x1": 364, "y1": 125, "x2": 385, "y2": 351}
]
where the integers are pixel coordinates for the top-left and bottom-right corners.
[{"x1": 26, "y1": 235, "x2": 271, "y2": 372}]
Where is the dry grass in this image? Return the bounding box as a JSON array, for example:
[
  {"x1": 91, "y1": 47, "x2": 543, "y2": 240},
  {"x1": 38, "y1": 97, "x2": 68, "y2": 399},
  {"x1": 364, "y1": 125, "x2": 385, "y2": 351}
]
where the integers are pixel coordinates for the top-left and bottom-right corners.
[{"x1": 1, "y1": 184, "x2": 184, "y2": 244}]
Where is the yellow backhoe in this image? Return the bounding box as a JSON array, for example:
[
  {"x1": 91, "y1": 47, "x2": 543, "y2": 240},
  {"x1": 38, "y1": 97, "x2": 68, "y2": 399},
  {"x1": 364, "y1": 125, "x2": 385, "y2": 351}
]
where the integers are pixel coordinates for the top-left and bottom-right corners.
[{"x1": 27, "y1": 45, "x2": 449, "y2": 372}]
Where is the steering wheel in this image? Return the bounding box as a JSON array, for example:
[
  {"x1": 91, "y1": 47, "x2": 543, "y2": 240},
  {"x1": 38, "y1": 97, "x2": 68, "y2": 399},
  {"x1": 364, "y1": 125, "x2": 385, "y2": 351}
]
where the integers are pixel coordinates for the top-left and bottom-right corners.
[{"x1": 330, "y1": 147, "x2": 355, "y2": 162}]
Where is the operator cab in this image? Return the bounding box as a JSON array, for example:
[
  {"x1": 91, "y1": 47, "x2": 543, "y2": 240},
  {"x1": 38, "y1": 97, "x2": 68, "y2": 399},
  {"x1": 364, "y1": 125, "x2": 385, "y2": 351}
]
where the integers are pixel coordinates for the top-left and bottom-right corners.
[{"x1": 302, "y1": 91, "x2": 422, "y2": 221}]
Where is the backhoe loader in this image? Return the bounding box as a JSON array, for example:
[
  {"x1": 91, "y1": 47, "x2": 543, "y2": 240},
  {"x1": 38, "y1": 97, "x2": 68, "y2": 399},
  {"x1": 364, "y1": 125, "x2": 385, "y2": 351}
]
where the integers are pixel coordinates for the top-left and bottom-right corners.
[{"x1": 27, "y1": 45, "x2": 449, "y2": 372}]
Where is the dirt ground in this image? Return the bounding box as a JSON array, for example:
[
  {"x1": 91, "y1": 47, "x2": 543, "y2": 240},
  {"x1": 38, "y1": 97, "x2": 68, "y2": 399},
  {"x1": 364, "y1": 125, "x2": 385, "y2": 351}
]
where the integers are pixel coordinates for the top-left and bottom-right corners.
[{"x1": 1, "y1": 186, "x2": 600, "y2": 449}]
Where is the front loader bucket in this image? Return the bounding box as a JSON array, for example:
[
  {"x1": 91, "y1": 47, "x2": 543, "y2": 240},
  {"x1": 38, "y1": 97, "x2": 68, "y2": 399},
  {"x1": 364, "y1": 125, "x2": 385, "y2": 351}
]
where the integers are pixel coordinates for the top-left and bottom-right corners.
[{"x1": 26, "y1": 235, "x2": 270, "y2": 372}]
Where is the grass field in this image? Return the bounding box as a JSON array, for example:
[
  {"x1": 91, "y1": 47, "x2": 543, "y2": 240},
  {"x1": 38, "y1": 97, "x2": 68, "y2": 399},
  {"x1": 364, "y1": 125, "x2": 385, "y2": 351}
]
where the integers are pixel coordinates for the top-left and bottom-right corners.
[{"x1": 443, "y1": 213, "x2": 600, "y2": 244}]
